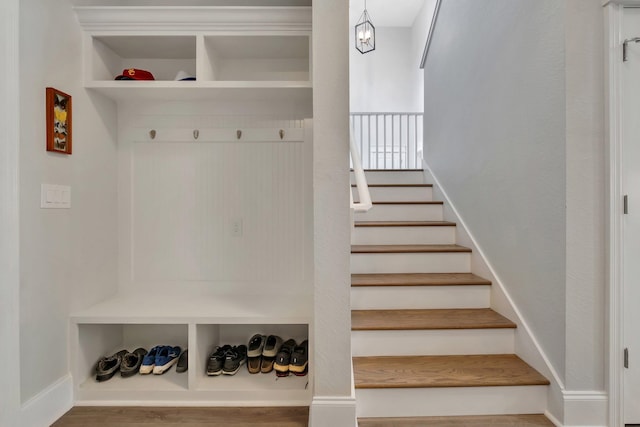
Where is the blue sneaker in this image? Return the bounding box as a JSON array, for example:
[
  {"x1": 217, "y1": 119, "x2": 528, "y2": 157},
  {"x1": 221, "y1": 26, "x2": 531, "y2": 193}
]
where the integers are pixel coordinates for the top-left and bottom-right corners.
[
  {"x1": 139, "y1": 346, "x2": 161, "y2": 375},
  {"x1": 153, "y1": 346, "x2": 182, "y2": 375}
]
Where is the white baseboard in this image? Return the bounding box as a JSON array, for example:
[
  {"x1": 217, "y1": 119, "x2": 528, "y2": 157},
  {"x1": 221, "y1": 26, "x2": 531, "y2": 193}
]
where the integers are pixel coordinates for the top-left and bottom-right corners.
[
  {"x1": 309, "y1": 395, "x2": 357, "y2": 427},
  {"x1": 562, "y1": 391, "x2": 608, "y2": 427},
  {"x1": 21, "y1": 374, "x2": 73, "y2": 427}
]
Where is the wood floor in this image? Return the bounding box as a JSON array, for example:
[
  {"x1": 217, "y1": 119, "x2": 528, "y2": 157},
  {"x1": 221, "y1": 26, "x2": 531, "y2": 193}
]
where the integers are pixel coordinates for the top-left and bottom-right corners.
[
  {"x1": 51, "y1": 407, "x2": 309, "y2": 427},
  {"x1": 357, "y1": 414, "x2": 555, "y2": 426}
]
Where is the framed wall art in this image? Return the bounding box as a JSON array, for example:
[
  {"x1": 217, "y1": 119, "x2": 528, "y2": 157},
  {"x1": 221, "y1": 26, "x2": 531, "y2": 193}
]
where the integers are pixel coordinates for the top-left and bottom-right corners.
[{"x1": 46, "y1": 87, "x2": 72, "y2": 154}]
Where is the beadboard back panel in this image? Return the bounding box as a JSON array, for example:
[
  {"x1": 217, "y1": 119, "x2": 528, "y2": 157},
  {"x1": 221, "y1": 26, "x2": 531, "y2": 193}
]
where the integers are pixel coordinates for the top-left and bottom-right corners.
[{"x1": 118, "y1": 115, "x2": 312, "y2": 296}]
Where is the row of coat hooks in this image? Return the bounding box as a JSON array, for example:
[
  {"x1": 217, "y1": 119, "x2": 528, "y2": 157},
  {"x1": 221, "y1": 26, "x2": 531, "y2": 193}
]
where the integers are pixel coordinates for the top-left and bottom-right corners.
[{"x1": 148, "y1": 129, "x2": 286, "y2": 140}]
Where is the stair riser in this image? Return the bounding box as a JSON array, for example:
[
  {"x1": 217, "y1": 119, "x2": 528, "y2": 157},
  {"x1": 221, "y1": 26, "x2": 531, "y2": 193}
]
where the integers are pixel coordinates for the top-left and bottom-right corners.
[
  {"x1": 350, "y1": 285, "x2": 489, "y2": 310},
  {"x1": 350, "y1": 253, "x2": 470, "y2": 274},
  {"x1": 355, "y1": 386, "x2": 548, "y2": 418},
  {"x1": 351, "y1": 329, "x2": 515, "y2": 357},
  {"x1": 355, "y1": 204, "x2": 443, "y2": 222},
  {"x1": 353, "y1": 186, "x2": 433, "y2": 202},
  {"x1": 351, "y1": 171, "x2": 425, "y2": 185},
  {"x1": 353, "y1": 226, "x2": 456, "y2": 245}
]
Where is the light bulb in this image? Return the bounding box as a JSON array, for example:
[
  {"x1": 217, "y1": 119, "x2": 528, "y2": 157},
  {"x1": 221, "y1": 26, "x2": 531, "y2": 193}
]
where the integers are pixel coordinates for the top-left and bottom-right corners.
[
  {"x1": 358, "y1": 30, "x2": 365, "y2": 41},
  {"x1": 364, "y1": 30, "x2": 371, "y2": 41}
]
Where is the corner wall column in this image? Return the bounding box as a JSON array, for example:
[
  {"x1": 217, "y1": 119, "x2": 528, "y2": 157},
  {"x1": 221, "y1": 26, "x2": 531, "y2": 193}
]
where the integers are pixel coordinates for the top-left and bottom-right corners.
[{"x1": 310, "y1": 0, "x2": 356, "y2": 425}]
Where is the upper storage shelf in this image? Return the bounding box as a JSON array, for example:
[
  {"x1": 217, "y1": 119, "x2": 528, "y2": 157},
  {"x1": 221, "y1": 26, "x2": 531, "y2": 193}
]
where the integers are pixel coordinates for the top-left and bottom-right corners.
[{"x1": 74, "y1": 6, "x2": 312, "y2": 101}]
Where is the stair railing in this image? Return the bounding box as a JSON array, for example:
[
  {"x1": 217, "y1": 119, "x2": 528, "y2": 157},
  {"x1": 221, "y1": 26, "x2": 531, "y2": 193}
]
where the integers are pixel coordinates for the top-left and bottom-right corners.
[
  {"x1": 350, "y1": 112, "x2": 424, "y2": 170},
  {"x1": 350, "y1": 127, "x2": 372, "y2": 213}
]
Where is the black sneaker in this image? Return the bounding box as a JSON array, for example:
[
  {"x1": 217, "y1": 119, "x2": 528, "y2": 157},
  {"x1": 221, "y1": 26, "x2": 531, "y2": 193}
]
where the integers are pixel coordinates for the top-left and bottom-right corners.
[
  {"x1": 95, "y1": 349, "x2": 128, "y2": 382},
  {"x1": 207, "y1": 345, "x2": 231, "y2": 376},
  {"x1": 120, "y1": 348, "x2": 147, "y2": 378},
  {"x1": 273, "y1": 339, "x2": 297, "y2": 377},
  {"x1": 176, "y1": 349, "x2": 188, "y2": 373},
  {"x1": 289, "y1": 340, "x2": 308, "y2": 376},
  {"x1": 222, "y1": 345, "x2": 247, "y2": 375}
]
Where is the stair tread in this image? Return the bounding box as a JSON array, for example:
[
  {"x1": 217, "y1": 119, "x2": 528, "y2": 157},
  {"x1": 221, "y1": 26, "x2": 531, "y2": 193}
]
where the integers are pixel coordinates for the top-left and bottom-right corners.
[
  {"x1": 354, "y1": 221, "x2": 455, "y2": 227},
  {"x1": 372, "y1": 201, "x2": 443, "y2": 205},
  {"x1": 352, "y1": 244, "x2": 471, "y2": 254},
  {"x1": 351, "y1": 169, "x2": 424, "y2": 172},
  {"x1": 351, "y1": 184, "x2": 433, "y2": 188},
  {"x1": 352, "y1": 308, "x2": 516, "y2": 331},
  {"x1": 352, "y1": 273, "x2": 491, "y2": 287},
  {"x1": 357, "y1": 414, "x2": 554, "y2": 427},
  {"x1": 353, "y1": 354, "x2": 550, "y2": 389}
]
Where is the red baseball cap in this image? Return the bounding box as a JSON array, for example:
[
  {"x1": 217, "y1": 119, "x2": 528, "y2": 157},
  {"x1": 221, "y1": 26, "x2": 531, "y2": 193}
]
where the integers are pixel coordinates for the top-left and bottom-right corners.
[{"x1": 115, "y1": 68, "x2": 155, "y2": 80}]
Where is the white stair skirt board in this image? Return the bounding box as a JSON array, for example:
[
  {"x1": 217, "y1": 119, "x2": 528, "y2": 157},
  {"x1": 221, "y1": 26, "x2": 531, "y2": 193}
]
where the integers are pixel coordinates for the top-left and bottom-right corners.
[
  {"x1": 350, "y1": 171, "x2": 425, "y2": 185},
  {"x1": 350, "y1": 285, "x2": 490, "y2": 310},
  {"x1": 353, "y1": 186, "x2": 433, "y2": 202},
  {"x1": 352, "y1": 225, "x2": 456, "y2": 245},
  {"x1": 354, "y1": 204, "x2": 443, "y2": 222},
  {"x1": 350, "y1": 252, "x2": 470, "y2": 274},
  {"x1": 351, "y1": 328, "x2": 515, "y2": 357},
  {"x1": 355, "y1": 385, "x2": 548, "y2": 418}
]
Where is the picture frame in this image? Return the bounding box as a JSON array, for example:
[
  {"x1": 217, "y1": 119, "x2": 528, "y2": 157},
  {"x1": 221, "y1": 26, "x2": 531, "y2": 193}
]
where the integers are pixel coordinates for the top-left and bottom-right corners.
[{"x1": 46, "y1": 87, "x2": 72, "y2": 154}]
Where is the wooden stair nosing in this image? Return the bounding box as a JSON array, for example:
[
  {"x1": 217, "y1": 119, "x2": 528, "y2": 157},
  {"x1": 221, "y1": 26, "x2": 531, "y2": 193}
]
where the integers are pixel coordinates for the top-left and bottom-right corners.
[
  {"x1": 354, "y1": 221, "x2": 455, "y2": 227},
  {"x1": 351, "y1": 308, "x2": 516, "y2": 331},
  {"x1": 353, "y1": 354, "x2": 550, "y2": 389},
  {"x1": 351, "y1": 168, "x2": 424, "y2": 172},
  {"x1": 351, "y1": 273, "x2": 491, "y2": 287},
  {"x1": 357, "y1": 414, "x2": 555, "y2": 427},
  {"x1": 352, "y1": 184, "x2": 433, "y2": 188},
  {"x1": 351, "y1": 244, "x2": 471, "y2": 254},
  {"x1": 371, "y1": 201, "x2": 443, "y2": 205}
]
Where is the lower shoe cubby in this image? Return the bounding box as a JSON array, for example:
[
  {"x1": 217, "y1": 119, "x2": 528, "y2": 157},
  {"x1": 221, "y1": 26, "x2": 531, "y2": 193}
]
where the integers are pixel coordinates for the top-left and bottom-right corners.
[
  {"x1": 192, "y1": 323, "x2": 310, "y2": 404},
  {"x1": 73, "y1": 323, "x2": 189, "y2": 401},
  {"x1": 71, "y1": 321, "x2": 311, "y2": 405}
]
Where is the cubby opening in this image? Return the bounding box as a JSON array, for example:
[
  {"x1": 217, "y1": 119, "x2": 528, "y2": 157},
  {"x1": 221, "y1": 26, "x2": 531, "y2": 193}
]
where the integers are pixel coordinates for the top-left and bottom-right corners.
[
  {"x1": 90, "y1": 35, "x2": 197, "y2": 82},
  {"x1": 75, "y1": 323, "x2": 189, "y2": 398},
  {"x1": 201, "y1": 35, "x2": 310, "y2": 82}
]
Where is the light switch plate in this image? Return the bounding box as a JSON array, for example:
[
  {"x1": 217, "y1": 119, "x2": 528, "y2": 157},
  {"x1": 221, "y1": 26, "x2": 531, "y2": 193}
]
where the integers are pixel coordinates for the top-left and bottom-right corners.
[{"x1": 41, "y1": 184, "x2": 71, "y2": 209}]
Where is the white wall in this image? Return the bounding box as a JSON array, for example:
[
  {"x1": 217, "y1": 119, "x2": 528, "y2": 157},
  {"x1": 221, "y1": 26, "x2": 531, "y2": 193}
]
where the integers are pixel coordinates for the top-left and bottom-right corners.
[
  {"x1": 0, "y1": 0, "x2": 22, "y2": 425},
  {"x1": 565, "y1": 0, "x2": 605, "y2": 393},
  {"x1": 410, "y1": 0, "x2": 437, "y2": 113},
  {"x1": 114, "y1": 102, "x2": 313, "y2": 297},
  {"x1": 19, "y1": 0, "x2": 118, "y2": 405},
  {"x1": 350, "y1": 27, "x2": 422, "y2": 113},
  {"x1": 422, "y1": 0, "x2": 567, "y2": 381}
]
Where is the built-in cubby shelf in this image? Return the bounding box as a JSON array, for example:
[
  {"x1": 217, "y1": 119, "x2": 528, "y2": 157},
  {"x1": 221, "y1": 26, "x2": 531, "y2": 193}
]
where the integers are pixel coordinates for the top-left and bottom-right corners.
[
  {"x1": 75, "y1": 6, "x2": 312, "y2": 101},
  {"x1": 70, "y1": 5, "x2": 314, "y2": 408},
  {"x1": 70, "y1": 294, "x2": 312, "y2": 405}
]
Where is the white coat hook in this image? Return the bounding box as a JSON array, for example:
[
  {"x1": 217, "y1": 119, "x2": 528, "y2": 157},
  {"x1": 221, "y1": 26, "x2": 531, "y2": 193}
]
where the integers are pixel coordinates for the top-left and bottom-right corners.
[
  {"x1": 149, "y1": 129, "x2": 156, "y2": 140},
  {"x1": 193, "y1": 130, "x2": 199, "y2": 140},
  {"x1": 279, "y1": 129, "x2": 285, "y2": 140},
  {"x1": 237, "y1": 130, "x2": 242, "y2": 140}
]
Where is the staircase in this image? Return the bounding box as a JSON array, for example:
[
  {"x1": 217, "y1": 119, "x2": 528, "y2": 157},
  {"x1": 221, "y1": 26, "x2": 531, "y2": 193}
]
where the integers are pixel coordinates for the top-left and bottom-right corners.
[{"x1": 350, "y1": 170, "x2": 552, "y2": 426}]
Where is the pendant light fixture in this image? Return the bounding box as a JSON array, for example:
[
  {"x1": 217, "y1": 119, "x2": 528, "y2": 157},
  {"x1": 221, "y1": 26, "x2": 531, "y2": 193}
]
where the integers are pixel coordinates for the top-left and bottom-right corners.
[{"x1": 355, "y1": 0, "x2": 375, "y2": 54}]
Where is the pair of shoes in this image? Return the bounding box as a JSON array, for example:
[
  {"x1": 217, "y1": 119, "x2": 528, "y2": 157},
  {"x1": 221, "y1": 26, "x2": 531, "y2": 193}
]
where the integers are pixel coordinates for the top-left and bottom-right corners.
[
  {"x1": 274, "y1": 339, "x2": 308, "y2": 377},
  {"x1": 206, "y1": 345, "x2": 247, "y2": 376},
  {"x1": 247, "y1": 334, "x2": 283, "y2": 374},
  {"x1": 120, "y1": 348, "x2": 148, "y2": 378},
  {"x1": 176, "y1": 350, "x2": 188, "y2": 373},
  {"x1": 95, "y1": 349, "x2": 128, "y2": 382},
  {"x1": 139, "y1": 345, "x2": 182, "y2": 375}
]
